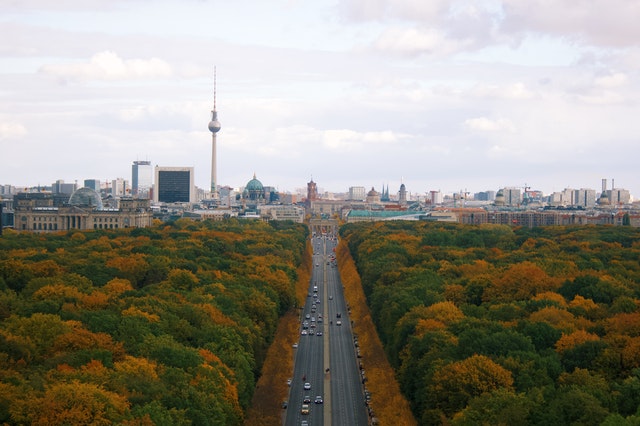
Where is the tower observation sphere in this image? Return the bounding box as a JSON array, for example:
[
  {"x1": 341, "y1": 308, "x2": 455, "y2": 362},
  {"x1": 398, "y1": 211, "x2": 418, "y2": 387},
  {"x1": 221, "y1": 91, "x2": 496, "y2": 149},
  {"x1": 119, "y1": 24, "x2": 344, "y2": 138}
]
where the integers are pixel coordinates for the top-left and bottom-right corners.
[{"x1": 208, "y1": 111, "x2": 221, "y2": 133}]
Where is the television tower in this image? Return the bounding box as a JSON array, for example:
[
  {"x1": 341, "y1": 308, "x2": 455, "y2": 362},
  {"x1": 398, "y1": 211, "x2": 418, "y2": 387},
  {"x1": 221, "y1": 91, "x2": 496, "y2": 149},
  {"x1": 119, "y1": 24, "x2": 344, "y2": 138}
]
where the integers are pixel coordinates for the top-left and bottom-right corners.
[{"x1": 208, "y1": 67, "x2": 221, "y2": 199}]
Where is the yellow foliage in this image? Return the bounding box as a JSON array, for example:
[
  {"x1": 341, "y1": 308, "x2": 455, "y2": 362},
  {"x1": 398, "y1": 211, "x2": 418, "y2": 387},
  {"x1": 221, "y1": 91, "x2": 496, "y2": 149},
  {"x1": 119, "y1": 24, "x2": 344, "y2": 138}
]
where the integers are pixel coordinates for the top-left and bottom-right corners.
[
  {"x1": 32, "y1": 284, "x2": 83, "y2": 302},
  {"x1": 555, "y1": 330, "x2": 600, "y2": 353},
  {"x1": 415, "y1": 318, "x2": 447, "y2": 335},
  {"x1": 199, "y1": 303, "x2": 237, "y2": 327},
  {"x1": 121, "y1": 306, "x2": 160, "y2": 323},
  {"x1": 103, "y1": 278, "x2": 134, "y2": 296},
  {"x1": 533, "y1": 291, "x2": 567, "y2": 307},
  {"x1": 431, "y1": 354, "x2": 514, "y2": 401},
  {"x1": 114, "y1": 355, "x2": 160, "y2": 381},
  {"x1": 80, "y1": 291, "x2": 110, "y2": 310},
  {"x1": 424, "y1": 301, "x2": 465, "y2": 325},
  {"x1": 529, "y1": 306, "x2": 576, "y2": 332}
]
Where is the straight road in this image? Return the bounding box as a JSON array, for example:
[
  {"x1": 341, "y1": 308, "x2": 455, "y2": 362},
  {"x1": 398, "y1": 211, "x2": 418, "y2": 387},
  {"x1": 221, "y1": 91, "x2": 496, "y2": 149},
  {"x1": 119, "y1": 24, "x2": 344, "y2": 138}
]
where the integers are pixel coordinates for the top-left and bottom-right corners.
[{"x1": 284, "y1": 234, "x2": 368, "y2": 426}]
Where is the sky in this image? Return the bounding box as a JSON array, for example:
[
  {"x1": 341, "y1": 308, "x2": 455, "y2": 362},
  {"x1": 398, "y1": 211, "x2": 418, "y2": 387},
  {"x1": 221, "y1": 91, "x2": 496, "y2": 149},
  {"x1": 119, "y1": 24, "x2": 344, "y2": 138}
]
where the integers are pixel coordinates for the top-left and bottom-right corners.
[{"x1": 1, "y1": 0, "x2": 639, "y2": 199}]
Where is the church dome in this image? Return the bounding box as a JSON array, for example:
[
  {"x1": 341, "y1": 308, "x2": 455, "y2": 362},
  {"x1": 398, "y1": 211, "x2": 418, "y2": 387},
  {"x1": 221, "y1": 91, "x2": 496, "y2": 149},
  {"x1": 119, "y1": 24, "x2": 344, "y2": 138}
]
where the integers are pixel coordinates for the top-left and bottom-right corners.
[
  {"x1": 367, "y1": 187, "x2": 379, "y2": 197},
  {"x1": 69, "y1": 187, "x2": 103, "y2": 209},
  {"x1": 244, "y1": 173, "x2": 265, "y2": 201},
  {"x1": 246, "y1": 174, "x2": 264, "y2": 192}
]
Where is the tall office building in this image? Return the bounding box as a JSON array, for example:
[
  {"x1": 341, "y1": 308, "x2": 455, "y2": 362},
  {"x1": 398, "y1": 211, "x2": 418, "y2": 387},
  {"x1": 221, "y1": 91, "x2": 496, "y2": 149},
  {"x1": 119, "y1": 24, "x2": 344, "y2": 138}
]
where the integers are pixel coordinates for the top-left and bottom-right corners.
[
  {"x1": 132, "y1": 161, "x2": 152, "y2": 199},
  {"x1": 52, "y1": 180, "x2": 77, "y2": 195},
  {"x1": 84, "y1": 179, "x2": 100, "y2": 192},
  {"x1": 208, "y1": 68, "x2": 221, "y2": 199},
  {"x1": 348, "y1": 186, "x2": 366, "y2": 201},
  {"x1": 111, "y1": 178, "x2": 129, "y2": 197},
  {"x1": 154, "y1": 166, "x2": 195, "y2": 203}
]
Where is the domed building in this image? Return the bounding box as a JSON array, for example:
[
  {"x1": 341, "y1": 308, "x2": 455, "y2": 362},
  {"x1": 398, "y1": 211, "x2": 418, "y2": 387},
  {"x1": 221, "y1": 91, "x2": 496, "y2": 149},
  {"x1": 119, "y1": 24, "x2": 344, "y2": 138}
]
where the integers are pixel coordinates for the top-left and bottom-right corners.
[
  {"x1": 13, "y1": 188, "x2": 153, "y2": 233},
  {"x1": 494, "y1": 188, "x2": 506, "y2": 206},
  {"x1": 69, "y1": 187, "x2": 104, "y2": 210},
  {"x1": 243, "y1": 173, "x2": 265, "y2": 202},
  {"x1": 366, "y1": 187, "x2": 381, "y2": 204}
]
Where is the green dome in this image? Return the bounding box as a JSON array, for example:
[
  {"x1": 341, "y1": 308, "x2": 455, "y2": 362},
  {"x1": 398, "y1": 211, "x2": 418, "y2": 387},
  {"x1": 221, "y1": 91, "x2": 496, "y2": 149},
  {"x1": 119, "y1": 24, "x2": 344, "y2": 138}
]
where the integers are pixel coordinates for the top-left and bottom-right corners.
[
  {"x1": 246, "y1": 173, "x2": 264, "y2": 192},
  {"x1": 69, "y1": 187, "x2": 103, "y2": 209}
]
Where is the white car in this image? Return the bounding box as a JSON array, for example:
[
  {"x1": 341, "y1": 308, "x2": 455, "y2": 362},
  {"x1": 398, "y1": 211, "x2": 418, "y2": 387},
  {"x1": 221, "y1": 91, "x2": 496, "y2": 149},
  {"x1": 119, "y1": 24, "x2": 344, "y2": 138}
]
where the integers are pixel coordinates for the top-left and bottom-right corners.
[{"x1": 304, "y1": 382, "x2": 311, "y2": 390}]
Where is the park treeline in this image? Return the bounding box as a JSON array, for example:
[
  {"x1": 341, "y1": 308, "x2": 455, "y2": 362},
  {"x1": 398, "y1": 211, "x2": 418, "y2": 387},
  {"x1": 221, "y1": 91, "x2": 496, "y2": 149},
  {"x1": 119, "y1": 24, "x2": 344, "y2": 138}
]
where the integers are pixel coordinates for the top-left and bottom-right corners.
[
  {"x1": 0, "y1": 219, "x2": 308, "y2": 425},
  {"x1": 341, "y1": 221, "x2": 640, "y2": 425}
]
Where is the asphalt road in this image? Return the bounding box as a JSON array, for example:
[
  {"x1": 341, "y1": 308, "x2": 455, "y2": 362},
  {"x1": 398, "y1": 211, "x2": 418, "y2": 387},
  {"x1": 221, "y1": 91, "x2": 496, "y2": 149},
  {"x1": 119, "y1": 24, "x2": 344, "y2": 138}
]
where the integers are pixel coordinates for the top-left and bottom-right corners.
[{"x1": 284, "y1": 235, "x2": 368, "y2": 426}]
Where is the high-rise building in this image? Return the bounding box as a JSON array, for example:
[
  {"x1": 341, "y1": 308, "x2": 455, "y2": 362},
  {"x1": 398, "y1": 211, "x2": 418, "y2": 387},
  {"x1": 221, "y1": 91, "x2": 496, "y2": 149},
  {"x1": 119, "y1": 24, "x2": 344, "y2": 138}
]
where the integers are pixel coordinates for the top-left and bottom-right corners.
[
  {"x1": 132, "y1": 161, "x2": 152, "y2": 199},
  {"x1": 348, "y1": 186, "x2": 366, "y2": 201},
  {"x1": 111, "y1": 178, "x2": 129, "y2": 197},
  {"x1": 208, "y1": 68, "x2": 221, "y2": 199},
  {"x1": 574, "y1": 188, "x2": 596, "y2": 208},
  {"x1": 154, "y1": 166, "x2": 195, "y2": 203},
  {"x1": 52, "y1": 180, "x2": 77, "y2": 195},
  {"x1": 398, "y1": 183, "x2": 407, "y2": 205},
  {"x1": 84, "y1": 179, "x2": 100, "y2": 192}
]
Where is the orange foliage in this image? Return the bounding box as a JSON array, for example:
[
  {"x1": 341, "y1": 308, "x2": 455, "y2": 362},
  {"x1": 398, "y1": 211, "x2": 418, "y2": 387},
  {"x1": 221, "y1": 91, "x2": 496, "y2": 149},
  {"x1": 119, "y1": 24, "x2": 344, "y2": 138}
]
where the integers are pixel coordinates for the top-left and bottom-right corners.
[
  {"x1": 606, "y1": 312, "x2": 640, "y2": 337},
  {"x1": 52, "y1": 327, "x2": 124, "y2": 359},
  {"x1": 103, "y1": 278, "x2": 134, "y2": 297},
  {"x1": 415, "y1": 318, "x2": 447, "y2": 335},
  {"x1": 79, "y1": 291, "x2": 110, "y2": 310},
  {"x1": 555, "y1": 330, "x2": 600, "y2": 353},
  {"x1": 620, "y1": 337, "x2": 640, "y2": 370},
  {"x1": 14, "y1": 381, "x2": 129, "y2": 425},
  {"x1": 569, "y1": 295, "x2": 599, "y2": 311},
  {"x1": 198, "y1": 303, "x2": 237, "y2": 327},
  {"x1": 484, "y1": 261, "x2": 559, "y2": 302},
  {"x1": 444, "y1": 284, "x2": 465, "y2": 305},
  {"x1": 336, "y1": 240, "x2": 417, "y2": 426}
]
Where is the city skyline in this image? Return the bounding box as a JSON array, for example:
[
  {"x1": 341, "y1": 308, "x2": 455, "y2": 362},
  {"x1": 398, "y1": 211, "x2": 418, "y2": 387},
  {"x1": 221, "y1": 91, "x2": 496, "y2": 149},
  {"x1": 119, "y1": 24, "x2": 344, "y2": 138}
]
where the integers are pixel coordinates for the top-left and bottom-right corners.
[{"x1": 1, "y1": 1, "x2": 639, "y2": 197}]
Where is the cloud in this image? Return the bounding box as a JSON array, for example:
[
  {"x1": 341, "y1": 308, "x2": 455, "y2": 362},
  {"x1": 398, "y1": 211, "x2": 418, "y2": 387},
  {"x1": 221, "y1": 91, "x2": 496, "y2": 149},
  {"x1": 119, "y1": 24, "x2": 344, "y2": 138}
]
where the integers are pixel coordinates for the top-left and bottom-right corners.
[
  {"x1": 373, "y1": 27, "x2": 471, "y2": 56},
  {"x1": 465, "y1": 117, "x2": 515, "y2": 132},
  {"x1": 39, "y1": 51, "x2": 173, "y2": 81},
  {"x1": 0, "y1": 122, "x2": 28, "y2": 140},
  {"x1": 322, "y1": 129, "x2": 403, "y2": 151},
  {"x1": 594, "y1": 72, "x2": 628, "y2": 89},
  {"x1": 501, "y1": 0, "x2": 640, "y2": 47},
  {"x1": 469, "y1": 82, "x2": 535, "y2": 100}
]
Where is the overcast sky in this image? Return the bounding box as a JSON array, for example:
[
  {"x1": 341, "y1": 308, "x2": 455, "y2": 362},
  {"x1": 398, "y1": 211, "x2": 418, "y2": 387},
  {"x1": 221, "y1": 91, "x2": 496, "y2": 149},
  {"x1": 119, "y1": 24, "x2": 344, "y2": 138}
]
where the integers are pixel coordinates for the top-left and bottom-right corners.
[{"x1": 1, "y1": 0, "x2": 639, "y2": 198}]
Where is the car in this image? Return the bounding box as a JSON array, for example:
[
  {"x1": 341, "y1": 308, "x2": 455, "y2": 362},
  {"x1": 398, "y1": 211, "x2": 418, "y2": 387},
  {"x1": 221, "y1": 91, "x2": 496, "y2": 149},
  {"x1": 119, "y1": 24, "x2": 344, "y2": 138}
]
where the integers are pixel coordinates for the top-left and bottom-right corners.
[
  {"x1": 292, "y1": 343, "x2": 298, "y2": 348},
  {"x1": 301, "y1": 421, "x2": 309, "y2": 426},
  {"x1": 282, "y1": 400, "x2": 288, "y2": 409},
  {"x1": 336, "y1": 320, "x2": 342, "y2": 326},
  {"x1": 303, "y1": 396, "x2": 311, "y2": 403},
  {"x1": 301, "y1": 330, "x2": 308, "y2": 335},
  {"x1": 287, "y1": 378, "x2": 292, "y2": 386},
  {"x1": 316, "y1": 331, "x2": 323, "y2": 336},
  {"x1": 336, "y1": 312, "x2": 341, "y2": 318},
  {"x1": 305, "y1": 314, "x2": 310, "y2": 319},
  {"x1": 329, "y1": 295, "x2": 333, "y2": 300},
  {"x1": 314, "y1": 395, "x2": 323, "y2": 404},
  {"x1": 304, "y1": 382, "x2": 311, "y2": 390},
  {"x1": 301, "y1": 404, "x2": 310, "y2": 415}
]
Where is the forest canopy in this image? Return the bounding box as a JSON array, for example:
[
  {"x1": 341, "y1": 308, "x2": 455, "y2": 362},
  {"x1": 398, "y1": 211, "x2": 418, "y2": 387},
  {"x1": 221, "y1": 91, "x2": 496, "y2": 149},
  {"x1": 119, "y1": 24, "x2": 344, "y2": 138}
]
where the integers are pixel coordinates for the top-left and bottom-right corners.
[
  {"x1": 0, "y1": 219, "x2": 308, "y2": 425},
  {"x1": 341, "y1": 221, "x2": 640, "y2": 425}
]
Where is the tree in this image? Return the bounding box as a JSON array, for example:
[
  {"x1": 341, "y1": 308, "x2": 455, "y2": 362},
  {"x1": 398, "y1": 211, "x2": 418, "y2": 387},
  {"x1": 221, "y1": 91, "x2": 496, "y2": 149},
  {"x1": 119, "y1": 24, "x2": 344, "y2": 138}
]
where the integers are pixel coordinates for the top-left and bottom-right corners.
[{"x1": 430, "y1": 354, "x2": 514, "y2": 415}]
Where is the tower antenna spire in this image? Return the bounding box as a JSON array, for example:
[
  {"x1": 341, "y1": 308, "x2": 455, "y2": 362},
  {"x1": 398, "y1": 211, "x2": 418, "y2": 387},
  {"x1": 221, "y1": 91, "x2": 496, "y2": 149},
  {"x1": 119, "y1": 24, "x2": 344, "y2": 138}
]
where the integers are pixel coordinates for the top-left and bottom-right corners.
[{"x1": 208, "y1": 66, "x2": 221, "y2": 200}]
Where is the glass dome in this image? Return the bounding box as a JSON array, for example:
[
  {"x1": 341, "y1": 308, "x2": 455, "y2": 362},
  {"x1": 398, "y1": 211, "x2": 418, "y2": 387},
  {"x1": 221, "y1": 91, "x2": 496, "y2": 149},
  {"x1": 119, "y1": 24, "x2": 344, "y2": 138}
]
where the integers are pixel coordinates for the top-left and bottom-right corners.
[{"x1": 68, "y1": 187, "x2": 103, "y2": 209}]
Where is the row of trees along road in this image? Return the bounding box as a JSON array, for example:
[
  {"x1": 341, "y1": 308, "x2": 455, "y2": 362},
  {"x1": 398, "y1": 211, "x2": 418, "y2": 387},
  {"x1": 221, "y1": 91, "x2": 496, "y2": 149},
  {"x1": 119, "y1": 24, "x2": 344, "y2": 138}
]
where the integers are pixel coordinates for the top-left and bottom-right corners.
[
  {"x1": 341, "y1": 221, "x2": 640, "y2": 426},
  {"x1": 0, "y1": 219, "x2": 308, "y2": 425}
]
